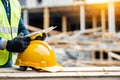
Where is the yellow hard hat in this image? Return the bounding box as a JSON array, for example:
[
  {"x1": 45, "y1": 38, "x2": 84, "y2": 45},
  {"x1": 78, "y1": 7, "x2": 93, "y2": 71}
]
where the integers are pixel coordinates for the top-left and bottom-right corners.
[{"x1": 15, "y1": 40, "x2": 63, "y2": 72}]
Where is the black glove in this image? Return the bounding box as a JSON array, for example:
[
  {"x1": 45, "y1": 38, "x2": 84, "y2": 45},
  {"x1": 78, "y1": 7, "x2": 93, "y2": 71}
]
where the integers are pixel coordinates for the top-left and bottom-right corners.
[
  {"x1": 6, "y1": 36, "x2": 31, "y2": 52},
  {"x1": 34, "y1": 33, "x2": 47, "y2": 41}
]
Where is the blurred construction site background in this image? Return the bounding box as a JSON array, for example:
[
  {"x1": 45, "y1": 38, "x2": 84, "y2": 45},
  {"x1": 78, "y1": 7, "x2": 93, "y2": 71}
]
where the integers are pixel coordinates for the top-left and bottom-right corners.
[{"x1": 16, "y1": 0, "x2": 120, "y2": 67}]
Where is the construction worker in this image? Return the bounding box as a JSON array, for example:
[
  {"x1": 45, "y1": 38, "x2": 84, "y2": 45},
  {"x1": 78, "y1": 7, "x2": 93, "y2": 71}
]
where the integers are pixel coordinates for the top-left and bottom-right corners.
[{"x1": 0, "y1": 0, "x2": 31, "y2": 68}]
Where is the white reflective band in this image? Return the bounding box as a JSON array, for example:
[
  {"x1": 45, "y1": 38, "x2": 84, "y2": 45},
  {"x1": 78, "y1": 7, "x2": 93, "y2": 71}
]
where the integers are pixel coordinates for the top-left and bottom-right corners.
[
  {"x1": 0, "y1": 27, "x2": 18, "y2": 34},
  {"x1": 12, "y1": 27, "x2": 18, "y2": 33},
  {"x1": 0, "y1": 27, "x2": 11, "y2": 34}
]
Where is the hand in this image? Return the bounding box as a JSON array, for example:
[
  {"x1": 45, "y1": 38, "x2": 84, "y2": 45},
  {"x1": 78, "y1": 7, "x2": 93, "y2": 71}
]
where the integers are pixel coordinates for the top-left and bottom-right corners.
[
  {"x1": 6, "y1": 36, "x2": 31, "y2": 52},
  {"x1": 34, "y1": 32, "x2": 47, "y2": 41}
]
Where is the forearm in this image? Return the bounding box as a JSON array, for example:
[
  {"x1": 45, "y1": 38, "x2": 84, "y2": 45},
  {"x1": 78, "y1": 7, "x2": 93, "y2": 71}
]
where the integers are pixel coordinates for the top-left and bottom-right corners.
[
  {"x1": 18, "y1": 18, "x2": 29, "y2": 36},
  {"x1": 0, "y1": 38, "x2": 7, "y2": 50}
]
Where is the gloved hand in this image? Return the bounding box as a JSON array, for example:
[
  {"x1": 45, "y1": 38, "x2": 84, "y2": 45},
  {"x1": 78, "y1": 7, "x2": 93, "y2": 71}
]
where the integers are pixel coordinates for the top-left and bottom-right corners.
[
  {"x1": 34, "y1": 32, "x2": 47, "y2": 41},
  {"x1": 6, "y1": 36, "x2": 31, "y2": 52}
]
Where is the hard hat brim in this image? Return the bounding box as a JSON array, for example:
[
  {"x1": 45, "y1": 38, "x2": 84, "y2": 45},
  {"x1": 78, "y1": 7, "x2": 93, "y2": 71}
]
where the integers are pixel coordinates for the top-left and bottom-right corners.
[{"x1": 41, "y1": 64, "x2": 63, "y2": 72}]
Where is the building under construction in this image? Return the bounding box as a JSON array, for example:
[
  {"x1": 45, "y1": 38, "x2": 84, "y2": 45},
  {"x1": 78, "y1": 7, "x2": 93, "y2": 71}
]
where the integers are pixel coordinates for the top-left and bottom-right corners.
[{"x1": 19, "y1": 0, "x2": 120, "y2": 33}]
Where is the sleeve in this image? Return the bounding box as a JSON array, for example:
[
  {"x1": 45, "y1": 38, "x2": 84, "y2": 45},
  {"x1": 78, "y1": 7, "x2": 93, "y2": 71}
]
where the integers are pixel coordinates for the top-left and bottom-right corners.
[
  {"x1": 0, "y1": 37, "x2": 7, "y2": 49},
  {"x1": 18, "y1": 17, "x2": 29, "y2": 36}
]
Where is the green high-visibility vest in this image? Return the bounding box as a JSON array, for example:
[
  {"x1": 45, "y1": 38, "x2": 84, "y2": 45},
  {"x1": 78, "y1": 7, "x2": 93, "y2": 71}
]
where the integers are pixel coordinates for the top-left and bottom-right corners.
[{"x1": 0, "y1": 0, "x2": 21, "y2": 66}]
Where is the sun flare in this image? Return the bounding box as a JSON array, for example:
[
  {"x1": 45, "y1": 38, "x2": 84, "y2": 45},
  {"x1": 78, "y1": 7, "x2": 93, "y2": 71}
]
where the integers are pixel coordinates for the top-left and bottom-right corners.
[{"x1": 87, "y1": 0, "x2": 109, "y2": 3}]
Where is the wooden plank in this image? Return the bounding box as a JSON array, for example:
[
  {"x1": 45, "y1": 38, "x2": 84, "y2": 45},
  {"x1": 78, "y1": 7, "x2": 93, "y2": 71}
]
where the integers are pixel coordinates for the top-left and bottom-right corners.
[
  {"x1": 108, "y1": 52, "x2": 120, "y2": 60},
  {"x1": 0, "y1": 67, "x2": 120, "y2": 73},
  {"x1": 100, "y1": 50, "x2": 103, "y2": 61},
  {"x1": 0, "y1": 72, "x2": 119, "y2": 80},
  {"x1": 103, "y1": 67, "x2": 120, "y2": 72},
  {"x1": 108, "y1": 52, "x2": 113, "y2": 61},
  {"x1": 0, "y1": 71, "x2": 119, "y2": 76},
  {"x1": 62, "y1": 16, "x2": 67, "y2": 32},
  {"x1": 70, "y1": 27, "x2": 102, "y2": 39},
  {"x1": 85, "y1": 27, "x2": 102, "y2": 34},
  {"x1": 48, "y1": 33, "x2": 67, "y2": 41},
  {"x1": 78, "y1": 72, "x2": 120, "y2": 76},
  {"x1": 0, "y1": 72, "x2": 78, "y2": 77},
  {"x1": 0, "y1": 67, "x2": 120, "y2": 80},
  {"x1": 76, "y1": 41, "x2": 100, "y2": 45},
  {"x1": 73, "y1": 46, "x2": 120, "y2": 52},
  {"x1": 0, "y1": 72, "x2": 120, "y2": 77},
  {"x1": 62, "y1": 67, "x2": 120, "y2": 72},
  {"x1": 79, "y1": 61, "x2": 120, "y2": 66},
  {"x1": 0, "y1": 72, "x2": 79, "y2": 80},
  {"x1": 0, "y1": 77, "x2": 119, "y2": 80},
  {"x1": 0, "y1": 68, "x2": 33, "y2": 73},
  {"x1": 62, "y1": 67, "x2": 104, "y2": 72},
  {"x1": 43, "y1": 7, "x2": 49, "y2": 29},
  {"x1": 92, "y1": 15, "x2": 97, "y2": 29},
  {"x1": 101, "y1": 8, "x2": 106, "y2": 33}
]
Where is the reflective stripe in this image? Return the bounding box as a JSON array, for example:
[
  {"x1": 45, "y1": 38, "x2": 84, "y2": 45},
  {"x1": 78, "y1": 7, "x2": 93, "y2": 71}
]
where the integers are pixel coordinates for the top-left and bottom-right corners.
[
  {"x1": 12, "y1": 27, "x2": 18, "y2": 33},
  {"x1": 0, "y1": 27, "x2": 18, "y2": 34},
  {"x1": 0, "y1": 27, "x2": 10, "y2": 34}
]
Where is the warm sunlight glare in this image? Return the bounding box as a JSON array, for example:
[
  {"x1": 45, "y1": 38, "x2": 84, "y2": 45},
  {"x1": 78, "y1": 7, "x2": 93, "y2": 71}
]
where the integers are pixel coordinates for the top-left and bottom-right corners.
[{"x1": 87, "y1": 0, "x2": 109, "y2": 3}]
